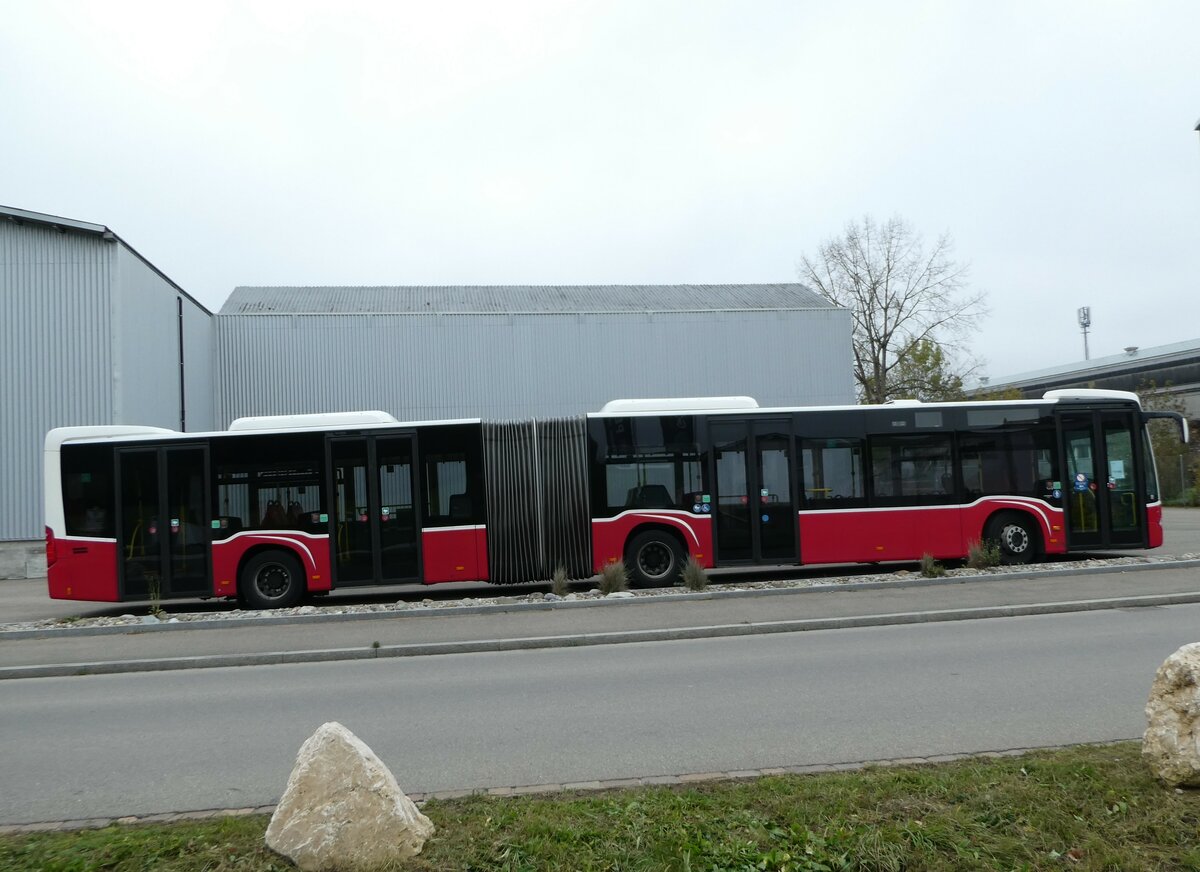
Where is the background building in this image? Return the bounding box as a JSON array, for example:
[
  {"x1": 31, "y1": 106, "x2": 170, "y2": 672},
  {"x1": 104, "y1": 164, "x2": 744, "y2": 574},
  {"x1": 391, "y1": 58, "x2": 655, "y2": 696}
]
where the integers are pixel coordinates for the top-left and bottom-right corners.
[
  {"x1": 1, "y1": 206, "x2": 214, "y2": 575},
  {"x1": 979, "y1": 339, "x2": 1200, "y2": 420},
  {"x1": 215, "y1": 284, "x2": 853, "y2": 424},
  {"x1": 1, "y1": 206, "x2": 854, "y2": 576}
]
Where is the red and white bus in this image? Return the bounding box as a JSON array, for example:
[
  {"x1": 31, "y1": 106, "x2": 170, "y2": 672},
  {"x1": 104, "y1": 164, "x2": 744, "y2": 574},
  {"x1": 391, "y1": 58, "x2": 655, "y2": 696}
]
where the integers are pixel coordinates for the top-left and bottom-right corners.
[{"x1": 45, "y1": 389, "x2": 1186, "y2": 608}]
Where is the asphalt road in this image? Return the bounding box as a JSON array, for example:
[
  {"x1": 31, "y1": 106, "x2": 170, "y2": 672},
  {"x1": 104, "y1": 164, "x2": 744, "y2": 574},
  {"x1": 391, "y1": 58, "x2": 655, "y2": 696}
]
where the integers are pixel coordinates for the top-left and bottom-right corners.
[{"x1": 1, "y1": 601, "x2": 1195, "y2": 827}]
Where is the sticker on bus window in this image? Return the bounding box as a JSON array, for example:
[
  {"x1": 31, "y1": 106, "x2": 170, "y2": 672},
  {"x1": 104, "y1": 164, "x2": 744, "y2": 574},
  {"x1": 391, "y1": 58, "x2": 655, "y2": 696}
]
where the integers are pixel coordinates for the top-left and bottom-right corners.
[
  {"x1": 1110, "y1": 460, "x2": 1125, "y2": 479},
  {"x1": 319, "y1": 513, "x2": 329, "y2": 522},
  {"x1": 211, "y1": 520, "x2": 220, "y2": 529}
]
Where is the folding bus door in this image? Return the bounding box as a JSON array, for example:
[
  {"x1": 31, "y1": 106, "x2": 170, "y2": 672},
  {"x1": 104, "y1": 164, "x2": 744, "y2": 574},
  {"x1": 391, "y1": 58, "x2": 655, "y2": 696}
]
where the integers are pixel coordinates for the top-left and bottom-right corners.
[
  {"x1": 328, "y1": 435, "x2": 420, "y2": 585},
  {"x1": 709, "y1": 418, "x2": 797, "y2": 564},
  {"x1": 1059, "y1": 410, "x2": 1145, "y2": 549},
  {"x1": 116, "y1": 445, "x2": 210, "y2": 600}
]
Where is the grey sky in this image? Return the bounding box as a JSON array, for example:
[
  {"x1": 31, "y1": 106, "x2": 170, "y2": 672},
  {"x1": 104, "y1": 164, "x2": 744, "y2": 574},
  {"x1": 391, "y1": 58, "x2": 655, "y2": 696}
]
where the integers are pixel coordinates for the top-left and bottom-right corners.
[{"x1": 3, "y1": 1, "x2": 1197, "y2": 381}]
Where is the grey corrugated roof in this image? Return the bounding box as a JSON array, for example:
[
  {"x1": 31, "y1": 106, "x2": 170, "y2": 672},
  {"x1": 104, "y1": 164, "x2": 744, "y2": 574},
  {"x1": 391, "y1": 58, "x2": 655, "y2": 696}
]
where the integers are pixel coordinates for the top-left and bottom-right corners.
[
  {"x1": 979, "y1": 336, "x2": 1200, "y2": 389},
  {"x1": 219, "y1": 284, "x2": 835, "y2": 315},
  {"x1": 1, "y1": 204, "x2": 111, "y2": 236}
]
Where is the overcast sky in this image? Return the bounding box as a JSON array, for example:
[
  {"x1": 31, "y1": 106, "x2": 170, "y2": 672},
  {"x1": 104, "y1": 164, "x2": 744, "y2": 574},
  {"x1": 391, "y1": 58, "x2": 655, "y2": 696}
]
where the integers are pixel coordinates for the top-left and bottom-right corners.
[{"x1": 3, "y1": 1, "x2": 1197, "y2": 380}]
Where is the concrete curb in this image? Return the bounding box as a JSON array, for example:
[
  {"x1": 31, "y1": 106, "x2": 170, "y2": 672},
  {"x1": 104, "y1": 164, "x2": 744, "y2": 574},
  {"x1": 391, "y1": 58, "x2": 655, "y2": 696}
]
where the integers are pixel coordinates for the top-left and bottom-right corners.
[
  {"x1": 6, "y1": 557, "x2": 1200, "y2": 641},
  {"x1": 4, "y1": 590, "x2": 1198, "y2": 680},
  {"x1": 0, "y1": 738, "x2": 1135, "y2": 834}
]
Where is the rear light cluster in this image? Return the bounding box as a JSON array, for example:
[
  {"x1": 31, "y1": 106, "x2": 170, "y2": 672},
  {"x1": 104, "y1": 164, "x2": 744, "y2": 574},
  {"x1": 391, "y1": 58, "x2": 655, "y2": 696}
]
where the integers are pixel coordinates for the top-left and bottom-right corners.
[{"x1": 45, "y1": 526, "x2": 58, "y2": 568}]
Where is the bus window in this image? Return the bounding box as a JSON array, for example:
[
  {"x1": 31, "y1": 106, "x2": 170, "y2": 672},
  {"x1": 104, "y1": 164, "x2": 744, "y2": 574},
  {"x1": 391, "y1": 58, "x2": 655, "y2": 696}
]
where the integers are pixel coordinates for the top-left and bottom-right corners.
[
  {"x1": 801, "y1": 438, "x2": 864, "y2": 505},
  {"x1": 61, "y1": 444, "x2": 115, "y2": 537},
  {"x1": 211, "y1": 435, "x2": 325, "y2": 538},
  {"x1": 598, "y1": 416, "x2": 702, "y2": 512},
  {"x1": 420, "y1": 424, "x2": 484, "y2": 527},
  {"x1": 869, "y1": 435, "x2": 954, "y2": 505},
  {"x1": 959, "y1": 434, "x2": 1010, "y2": 498}
]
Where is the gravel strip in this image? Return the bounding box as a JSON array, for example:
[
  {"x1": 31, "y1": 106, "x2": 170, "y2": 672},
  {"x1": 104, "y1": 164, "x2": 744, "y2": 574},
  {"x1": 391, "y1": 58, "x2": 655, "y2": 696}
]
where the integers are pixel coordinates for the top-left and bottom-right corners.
[{"x1": 7, "y1": 553, "x2": 1196, "y2": 635}]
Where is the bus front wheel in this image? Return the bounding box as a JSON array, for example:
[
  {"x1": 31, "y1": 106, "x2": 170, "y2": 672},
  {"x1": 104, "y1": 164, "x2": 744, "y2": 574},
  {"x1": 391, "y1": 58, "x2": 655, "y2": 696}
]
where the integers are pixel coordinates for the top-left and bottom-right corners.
[
  {"x1": 626, "y1": 530, "x2": 684, "y2": 589},
  {"x1": 240, "y1": 550, "x2": 305, "y2": 610},
  {"x1": 984, "y1": 512, "x2": 1039, "y2": 565}
]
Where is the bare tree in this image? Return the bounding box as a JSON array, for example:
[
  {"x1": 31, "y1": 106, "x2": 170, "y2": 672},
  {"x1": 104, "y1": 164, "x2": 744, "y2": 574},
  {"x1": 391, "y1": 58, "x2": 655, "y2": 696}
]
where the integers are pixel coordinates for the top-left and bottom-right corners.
[{"x1": 800, "y1": 215, "x2": 986, "y2": 404}]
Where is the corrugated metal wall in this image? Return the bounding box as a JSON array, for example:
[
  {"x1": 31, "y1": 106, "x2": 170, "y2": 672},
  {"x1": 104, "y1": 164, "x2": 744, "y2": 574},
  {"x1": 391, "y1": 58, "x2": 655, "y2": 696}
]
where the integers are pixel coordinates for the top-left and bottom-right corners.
[
  {"x1": 215, "y1": 309, "x2": 854, "y2": 425},
  {"x1": 114, "y1": 246, "x2": 214, "y2": 432},
  {"x1": 1, "y1": 223, "x2": 216, "y2": 541},
  {"x1": 0, "y1": 223, "x2": 115, "y2": 540}
]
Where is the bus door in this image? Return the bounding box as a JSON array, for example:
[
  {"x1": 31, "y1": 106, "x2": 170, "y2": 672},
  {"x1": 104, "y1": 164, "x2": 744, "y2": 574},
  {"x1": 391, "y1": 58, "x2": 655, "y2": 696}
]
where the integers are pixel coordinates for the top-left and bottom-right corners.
[
  {"x1": 116, "y1": 445, "x2": 211, "y2": 600},
  {"x1": 1058, "y1": 410, "x2": 1145, "y2": 548},
  {"x1": 327, "y1": 434, "x2": 420, "y2": 585},
  {"x1": 709, "y1": 418, "x2": 797, "y2": 564}
]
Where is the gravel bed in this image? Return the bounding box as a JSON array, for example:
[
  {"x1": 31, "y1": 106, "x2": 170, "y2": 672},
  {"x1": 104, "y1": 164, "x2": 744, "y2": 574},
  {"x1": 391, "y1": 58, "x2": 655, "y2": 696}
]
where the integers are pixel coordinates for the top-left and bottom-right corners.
[{"x1": 8, "y1": 553, "x2": 1194, "y2": 635}]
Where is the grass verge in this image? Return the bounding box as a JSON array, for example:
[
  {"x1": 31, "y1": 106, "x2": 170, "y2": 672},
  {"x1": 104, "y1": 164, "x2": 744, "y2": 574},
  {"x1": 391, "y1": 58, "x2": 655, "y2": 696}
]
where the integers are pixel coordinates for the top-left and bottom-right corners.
[{"x1": 3, "y1": 743, "x2": 1199, "y2": 871}]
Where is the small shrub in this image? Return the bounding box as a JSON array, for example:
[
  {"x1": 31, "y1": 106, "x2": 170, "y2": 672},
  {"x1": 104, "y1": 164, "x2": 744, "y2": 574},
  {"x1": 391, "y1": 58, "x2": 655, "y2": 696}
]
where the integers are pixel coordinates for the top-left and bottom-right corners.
[
  {"x1": 967, "y1": 538, "x2": 1001, "y2": 570},
  {"x1": 550, "y1": 565, "x2": 570, "y2": 597},
  {"x1": 598, "y1": 560, "x2": 629, "y2": 594},
  {"x1": 680, "y1": 557, "x2": 709, "y2": 591},
  {"x1": 919, "y1": 553, "x2": 946, "y2": 578}
]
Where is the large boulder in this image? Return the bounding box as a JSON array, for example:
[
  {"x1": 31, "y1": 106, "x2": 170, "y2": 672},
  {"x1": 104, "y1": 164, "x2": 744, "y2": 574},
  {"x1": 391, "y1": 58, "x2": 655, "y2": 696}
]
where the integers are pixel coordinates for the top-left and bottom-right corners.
[
  {"x1": 266, "y1": 721, "x2": 434, "y2": 871},
  {"x1": 1143, "y1": 642, "x2": 1200, "y2": 786}
]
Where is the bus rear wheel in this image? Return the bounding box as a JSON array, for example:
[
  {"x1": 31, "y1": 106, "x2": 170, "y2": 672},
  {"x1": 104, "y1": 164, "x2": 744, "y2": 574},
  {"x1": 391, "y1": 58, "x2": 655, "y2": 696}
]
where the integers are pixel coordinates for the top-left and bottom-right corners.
[
  {"x1": 240, "y1": 550, "x2": 305, "y2": 610},
  {"x1": 984, "y1": 512, "x2": 1039, "y2": 565},
  {"x1": 626, "y1": 530, "x2": 684, "y2": 589}
]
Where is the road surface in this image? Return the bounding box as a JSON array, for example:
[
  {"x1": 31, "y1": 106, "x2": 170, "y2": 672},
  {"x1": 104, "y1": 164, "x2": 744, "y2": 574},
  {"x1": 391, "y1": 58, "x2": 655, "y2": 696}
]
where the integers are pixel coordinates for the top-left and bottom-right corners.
[{"x1": 1, "y1": 601, "x2": 1194, "y2": 826}]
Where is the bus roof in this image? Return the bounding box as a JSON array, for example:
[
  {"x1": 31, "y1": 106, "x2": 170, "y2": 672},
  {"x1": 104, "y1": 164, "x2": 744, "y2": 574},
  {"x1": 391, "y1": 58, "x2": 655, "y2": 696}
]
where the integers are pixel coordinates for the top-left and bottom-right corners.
[
  {"x1": 44, "y1": 388, "x2": 1145, "y2": 449},
  {"x1": 586, "y1": 388, "x2": 1142, "y2": 418},
  {"x1": 45, "y1": 417, "x2": 483, "y2": 450}
]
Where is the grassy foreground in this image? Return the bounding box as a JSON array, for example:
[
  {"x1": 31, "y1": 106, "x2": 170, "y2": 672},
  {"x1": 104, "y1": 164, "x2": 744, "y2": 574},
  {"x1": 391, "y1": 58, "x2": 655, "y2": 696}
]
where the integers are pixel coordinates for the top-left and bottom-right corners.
[{"x1": 3, "y1": 743, "x2": 1198, "y2": 871}]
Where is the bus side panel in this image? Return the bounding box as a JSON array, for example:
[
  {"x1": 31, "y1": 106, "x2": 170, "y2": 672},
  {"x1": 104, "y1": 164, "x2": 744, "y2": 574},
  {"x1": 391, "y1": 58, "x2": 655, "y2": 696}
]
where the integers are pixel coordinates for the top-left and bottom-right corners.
[
  {"x1": 798, "y1": 508, "x2": 963, "y2": 564},
  {"x1": 591, "y1": 512, "x2": 714, "y2": 573},
  {"x1": 211, "y1": 533, "x2": 332, "y2": 597},
  {"x1": 475, "y1": 527, "x2": 490, "y2": 582},
  {"x1": 422, "y1": 526, "x2": 484, "y2": 583},
  {"x1": 1148, "y1": 503, "x2": 1163, "y2": 548},
  {"x1": 959, "y1": 498, "x2": 1066, "y2": 555},
  {"x1": 48, "y1": 538, "x2": 119, "y2": 601}
]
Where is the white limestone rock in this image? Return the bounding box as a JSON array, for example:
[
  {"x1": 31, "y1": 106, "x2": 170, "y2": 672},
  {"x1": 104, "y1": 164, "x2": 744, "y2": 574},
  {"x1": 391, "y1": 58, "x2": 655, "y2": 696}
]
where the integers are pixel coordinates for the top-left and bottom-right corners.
[
  {"x1": 1143, "y1": 642, "x2": 1200, "y2": 786},
  {"x1": 266, "y1": 721, "x2": 434, "y2": 871}
]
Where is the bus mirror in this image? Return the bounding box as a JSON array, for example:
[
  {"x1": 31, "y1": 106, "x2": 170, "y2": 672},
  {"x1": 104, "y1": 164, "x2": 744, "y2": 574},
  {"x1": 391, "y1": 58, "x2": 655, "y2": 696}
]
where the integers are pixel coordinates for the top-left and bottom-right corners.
[{"x1": 1143, "y1": 411, "x2": 1189, "y2": 444}]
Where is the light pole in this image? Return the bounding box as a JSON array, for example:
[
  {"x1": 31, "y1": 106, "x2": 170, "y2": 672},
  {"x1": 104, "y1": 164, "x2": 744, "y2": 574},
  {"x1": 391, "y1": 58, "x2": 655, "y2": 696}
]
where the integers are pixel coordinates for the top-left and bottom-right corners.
[{"x1": 1077, "y1": 306, "x2": 1091, "y2": 360}]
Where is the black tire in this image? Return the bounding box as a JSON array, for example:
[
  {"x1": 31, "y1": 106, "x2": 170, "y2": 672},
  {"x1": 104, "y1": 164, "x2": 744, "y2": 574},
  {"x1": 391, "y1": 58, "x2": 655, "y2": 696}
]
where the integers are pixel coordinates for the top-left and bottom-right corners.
[
  {"x1": 984, "y1": 512, "x2": 1039, "y2": 565},
  {"x1": 625, "y1": 530, "x2": 684, "y2": 589},
  {"x1": 240, "y1": 550, "x2": 305, "y2": 609}
]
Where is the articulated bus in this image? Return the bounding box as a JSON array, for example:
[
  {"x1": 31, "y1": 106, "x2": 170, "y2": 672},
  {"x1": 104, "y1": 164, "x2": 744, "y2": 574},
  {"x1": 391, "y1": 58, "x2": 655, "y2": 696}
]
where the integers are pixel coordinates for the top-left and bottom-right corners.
[{"x1": 45, "y1": 389, "x2": 1187, "y2": 609}]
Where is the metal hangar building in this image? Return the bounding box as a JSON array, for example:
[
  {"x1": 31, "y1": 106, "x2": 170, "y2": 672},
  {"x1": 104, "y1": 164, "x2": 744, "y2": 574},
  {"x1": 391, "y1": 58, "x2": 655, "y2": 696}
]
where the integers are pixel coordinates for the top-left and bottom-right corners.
[{"x1": 1, "y1": 204, "x2": 854, "y2": 572}]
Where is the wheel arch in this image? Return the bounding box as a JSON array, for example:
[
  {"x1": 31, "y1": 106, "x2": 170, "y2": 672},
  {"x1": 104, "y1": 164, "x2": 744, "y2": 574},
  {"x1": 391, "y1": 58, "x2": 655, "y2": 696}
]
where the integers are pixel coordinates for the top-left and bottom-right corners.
[
  {"x1": 625, "y1": 522, "x2": 689, "y2": 557},
  {"x1": 236, "y1": 542, "x2": 314, "y2": 590}
]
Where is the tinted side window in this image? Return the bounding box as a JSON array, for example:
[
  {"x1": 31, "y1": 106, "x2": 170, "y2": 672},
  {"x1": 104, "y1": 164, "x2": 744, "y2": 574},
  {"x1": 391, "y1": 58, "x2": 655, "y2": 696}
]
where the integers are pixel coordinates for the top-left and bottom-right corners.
[
  {"x1": 960, "y1": 433, "x2": 1011, "y2": 498},
  {"x1": 212, "y1": 434, "x2": 325, "y2": 539},
  {"x1": 801, "y1": 438, "x2": 865, "y2": 507},
  {"x1": 869, "y1": 435, "x2": 954, "y2": 505},
  {"x1": 595, "y1": 416, "x2": 703, "y2": 514},
  {"x1": 61, "y1": 444, "x2": 115, "y2": 537},
  {"x1": 420, "y1": 424, "x2": 484, "y2": 527}
]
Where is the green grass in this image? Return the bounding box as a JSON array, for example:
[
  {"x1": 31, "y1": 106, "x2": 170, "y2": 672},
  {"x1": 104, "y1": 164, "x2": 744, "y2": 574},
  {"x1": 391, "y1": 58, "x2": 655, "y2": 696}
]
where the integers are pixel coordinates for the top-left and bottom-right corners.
[{"x1": 4, "y1": 744, "x2": 1199, "y2": 871}]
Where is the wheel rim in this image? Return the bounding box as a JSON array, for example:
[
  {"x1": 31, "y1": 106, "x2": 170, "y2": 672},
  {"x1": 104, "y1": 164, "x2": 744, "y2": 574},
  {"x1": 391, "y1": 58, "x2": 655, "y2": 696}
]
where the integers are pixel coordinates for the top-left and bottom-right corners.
[
  {"x1": 254, "y1": 562, "x2": 293, "y2": 600},
  {"x1": 1000, "y1": 524, "x2": 1030, "y2": 554},
  {"x1": 636, "y1": 542, "x2": 675, "y2": 580}
]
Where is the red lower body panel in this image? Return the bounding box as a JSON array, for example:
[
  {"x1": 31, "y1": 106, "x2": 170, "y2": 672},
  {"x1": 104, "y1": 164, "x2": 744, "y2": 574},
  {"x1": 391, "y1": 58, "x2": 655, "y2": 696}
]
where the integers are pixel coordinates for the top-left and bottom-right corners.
[
  {"x1": 1148, "y1": 503, "x2": 1163, "y2": 548},
  {"x1": 422, "y1": 526, "x2": 489, "y2": 583},
  {"x1": 798, "y1": 498, "x2": 1067, "y2": 565},
  {"x1": 48, "y1": 538, "x2": 119, "y2": 601},
  {"x1": 591, "y1": 511, "x2": 713, "y2": 573}
]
